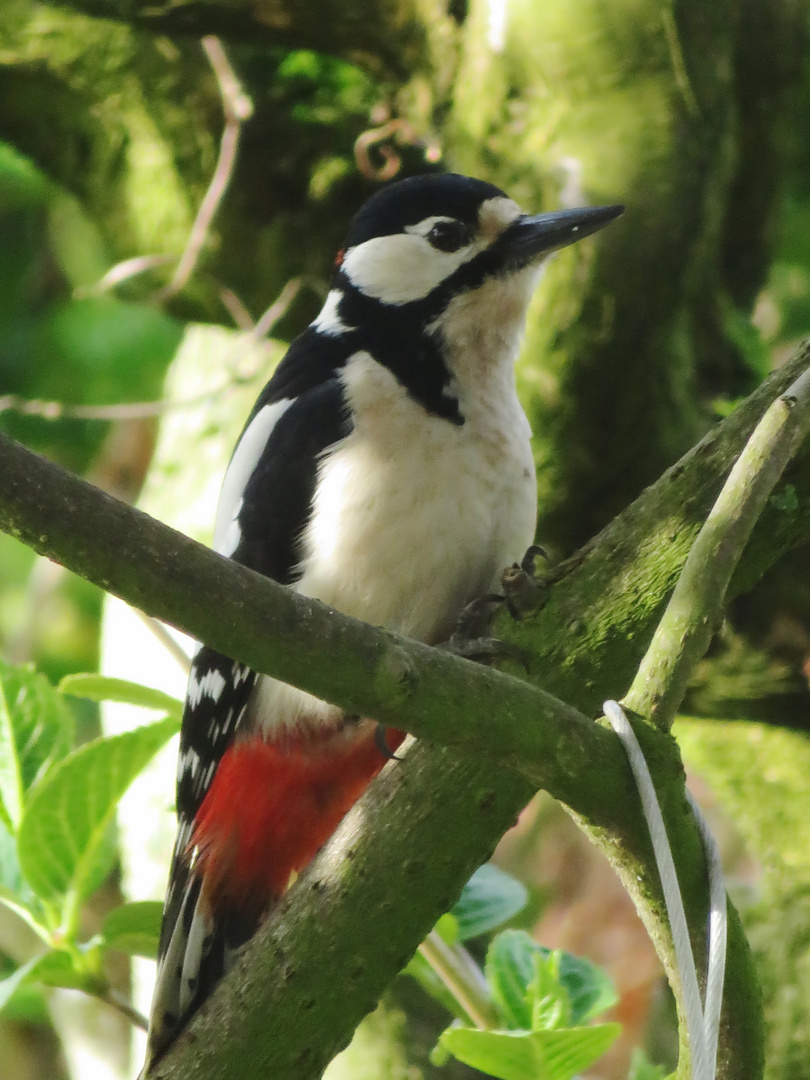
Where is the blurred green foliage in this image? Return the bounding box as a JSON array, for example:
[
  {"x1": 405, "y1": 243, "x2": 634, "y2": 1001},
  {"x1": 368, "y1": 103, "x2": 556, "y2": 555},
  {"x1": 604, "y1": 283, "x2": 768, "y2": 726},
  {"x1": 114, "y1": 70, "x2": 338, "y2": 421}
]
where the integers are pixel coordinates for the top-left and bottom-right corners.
[{"x1": 0, "y1": 140, "x2": 183, "y2": 685}]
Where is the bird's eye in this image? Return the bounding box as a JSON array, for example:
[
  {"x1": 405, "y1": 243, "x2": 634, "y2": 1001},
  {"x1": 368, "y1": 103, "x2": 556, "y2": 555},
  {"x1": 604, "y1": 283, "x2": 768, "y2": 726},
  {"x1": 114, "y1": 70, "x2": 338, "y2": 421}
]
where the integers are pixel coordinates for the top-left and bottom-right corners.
[{"x1": 426, "y1": 220, "x2": 474, "y2": 253}]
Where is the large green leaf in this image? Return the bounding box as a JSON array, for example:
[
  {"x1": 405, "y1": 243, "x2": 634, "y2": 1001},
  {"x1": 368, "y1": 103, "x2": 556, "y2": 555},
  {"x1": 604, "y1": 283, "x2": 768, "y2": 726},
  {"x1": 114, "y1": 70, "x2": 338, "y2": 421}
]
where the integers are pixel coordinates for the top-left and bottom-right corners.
[
  {"x1": 0, "y1": 820, "x2": 26, "y2": 897},
  {"x1": 439, "y1": 1024, "x2": 620, "y2": 1080},
  {"x1": 0, "y1": 950, "x2": 84, "y2": 1014},
  {"x1": 452, "y1": 864, "x2": 529, "y2": 942},
  {"x1": 102, "y1": 900, "x2": 163, "y2": 960},
  {"x1": 59, "y1": 674, "x2": 183, "y2": 720},
  {"x1": 0, "y1": 659, "x2": 74, "y2": 801},
  {"x1": 0, "y1": 679, "x2": 22, "y2": 831},
  {"x1": 17, "y1": 717, "x2": 178, "y2": 905}
]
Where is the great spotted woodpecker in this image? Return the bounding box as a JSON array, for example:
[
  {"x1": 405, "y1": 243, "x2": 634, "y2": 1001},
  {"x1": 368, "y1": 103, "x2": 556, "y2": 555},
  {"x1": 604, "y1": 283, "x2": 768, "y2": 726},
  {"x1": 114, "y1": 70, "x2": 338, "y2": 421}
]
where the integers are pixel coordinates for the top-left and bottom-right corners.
[{"x1": 143, "y1": 172, "x2": 622, "y2": 1070}]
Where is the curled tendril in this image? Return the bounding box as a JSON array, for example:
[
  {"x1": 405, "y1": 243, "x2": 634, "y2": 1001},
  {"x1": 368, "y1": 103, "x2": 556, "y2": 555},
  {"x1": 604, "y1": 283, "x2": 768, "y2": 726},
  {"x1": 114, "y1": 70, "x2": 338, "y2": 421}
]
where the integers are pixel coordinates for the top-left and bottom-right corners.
[{"x1": 354, "y1": 119, "x2": 420, "y2": 181}]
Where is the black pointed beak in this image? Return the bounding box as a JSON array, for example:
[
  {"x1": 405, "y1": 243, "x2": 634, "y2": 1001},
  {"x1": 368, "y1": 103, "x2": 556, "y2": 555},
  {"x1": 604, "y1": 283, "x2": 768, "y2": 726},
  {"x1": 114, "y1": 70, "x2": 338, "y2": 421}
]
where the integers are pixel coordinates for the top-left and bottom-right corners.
[{"x1": 501, "y1": 203, "x2": 624, "y2": 267}]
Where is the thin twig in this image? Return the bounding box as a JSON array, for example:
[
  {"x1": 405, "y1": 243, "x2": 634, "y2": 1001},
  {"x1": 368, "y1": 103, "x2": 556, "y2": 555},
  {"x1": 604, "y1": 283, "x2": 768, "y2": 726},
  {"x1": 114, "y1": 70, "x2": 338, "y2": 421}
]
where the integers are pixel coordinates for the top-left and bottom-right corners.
[
  {"x1": 418, "y1": 931, "x2": 499, "y2": 1030},
  {"x1": 625, "y1": 362, "x2": 810, "y2": 730},
  {"x1": 0, "y1": 279, "x2": 301, "y2": 423},
  {"x1": 157, "y1": 37, "x2": 253, "y2": 301},
  {"x1": 218, "y1": 286, "x2": 255, "y2": 330},
  {"x1": 0, "y1": 395, "x2": 172, "y2": 421},
  {"x1": 92, "y1": 985, "x2": 149, "y2": 1031},
  {"x1": 250, "y1": 278, "x2": 302, "y2": 341},
  {"x1": 77, "y1": 254, "x2": 175, "y2": 298},
  {"x1": 135, "y1": 610, "x2": 192, "y2": 674}
]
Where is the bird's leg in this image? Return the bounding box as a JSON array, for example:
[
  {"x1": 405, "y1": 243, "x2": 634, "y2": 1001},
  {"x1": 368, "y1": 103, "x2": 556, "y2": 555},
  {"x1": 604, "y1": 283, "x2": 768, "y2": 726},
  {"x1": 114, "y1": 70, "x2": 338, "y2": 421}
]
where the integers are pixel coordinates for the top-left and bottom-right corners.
[
  {"x1": 440, "y1": 545, "x2": 553, "y2": 667},
  {"x1": 440, "y1": 594, "x2": 526, "y2": 667},
  {"x1": 501, "y1": 544, "x2": 551, "y2": 620}
]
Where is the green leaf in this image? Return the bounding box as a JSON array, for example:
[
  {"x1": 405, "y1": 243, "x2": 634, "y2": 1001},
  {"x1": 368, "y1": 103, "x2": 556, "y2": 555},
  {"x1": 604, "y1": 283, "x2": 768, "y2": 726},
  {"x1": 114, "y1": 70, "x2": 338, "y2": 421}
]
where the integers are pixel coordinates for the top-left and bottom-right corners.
[
  {"x1": 17, "y1": 718, "x2": 179, "y2": 907},
  {"x1": 102, "y1": 901, "x2": 163, "y2": 959},
  {"x1": 79, "y1": 818, "x2": 120, "y2": 904},
  {"x1": 627, "y1": 1047, "x2": 668, "y2": 1080},
  {"x1": 452, "y1": 864, "x2": 529, "y2": 941},
  {"x1": 0, "y1": 679, "x2": 22, "y2": 831},
  {"x1": 0, "y1": 979, "x2": 49, "y2": 1024},
  {"x1": 59, "y1": 674, "x2": 183, "y2": 720},
  {"x1": 548, "y1": 950, "x2": 617, "y2": 1026},
  {"x1": 434, "y1": 912, "x2": 459, "y2": 945},
  {"x1": 0, "y1": 820, "x2": 27, "y2": 897},
  {"x1": 485, "y1": 930, "x2": 542, "y2": 1029},
  {"x1": 528, "y1": 951, "x2": 570, "y2": 1030},
  {"x1": 0, "y1": 884, "x2": 50, "y2": 944},
  {"x1": 0, "y1": 950, "x2": 84, "y2": 1013},
  {"x1": 0, "y1": 659, "x2": 74, "y2": 799},
  {"x1": 439, "y1": 1024, "x2": 620, "y2": 1080},
  {"x1": 486, "y1": 932, "x2": 618, "y2": 1032}
]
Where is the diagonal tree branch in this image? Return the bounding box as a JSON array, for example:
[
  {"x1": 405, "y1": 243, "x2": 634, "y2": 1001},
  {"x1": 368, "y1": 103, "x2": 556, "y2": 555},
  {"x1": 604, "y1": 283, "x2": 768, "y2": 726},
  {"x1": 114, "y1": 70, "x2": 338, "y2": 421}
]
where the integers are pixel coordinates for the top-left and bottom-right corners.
[
  {"x1": 627, "y1": 362, "x2": 810, "y2": 731},
  {"x1": 1, "y1": 346, "x2": 810, "y2": 1078}
]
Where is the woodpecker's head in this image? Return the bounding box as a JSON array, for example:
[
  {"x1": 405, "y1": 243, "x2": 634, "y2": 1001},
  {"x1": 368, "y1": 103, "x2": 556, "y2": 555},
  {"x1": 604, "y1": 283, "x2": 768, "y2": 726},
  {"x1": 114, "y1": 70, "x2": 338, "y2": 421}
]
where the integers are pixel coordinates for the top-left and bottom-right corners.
[{"x1": 311, "y1": 173, "x2": 623, "y2": 422}]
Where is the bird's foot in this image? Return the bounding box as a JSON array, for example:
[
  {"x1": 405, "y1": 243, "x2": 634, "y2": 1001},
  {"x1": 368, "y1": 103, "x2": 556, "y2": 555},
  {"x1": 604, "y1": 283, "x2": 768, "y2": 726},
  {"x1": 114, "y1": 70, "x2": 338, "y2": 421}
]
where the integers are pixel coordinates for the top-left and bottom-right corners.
[
  {"x1": 442, "y1": 594, "x2": 527, "y2": 668},
  {"x1": 501, "y1": 544, "x2": 551, "y2": 620}
]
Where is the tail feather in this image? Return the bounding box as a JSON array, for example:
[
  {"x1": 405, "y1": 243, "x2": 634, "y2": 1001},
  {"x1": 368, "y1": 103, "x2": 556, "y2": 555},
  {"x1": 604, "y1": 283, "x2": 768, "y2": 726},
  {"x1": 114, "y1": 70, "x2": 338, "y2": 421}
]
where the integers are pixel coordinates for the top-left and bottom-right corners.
[
  {"x1": 142, "y1": 724, "x2": 403, "y2": 1074},
  {"x1": 142, "y1": 871, "x2": 259, "y2": 1074},
  {"x1": 179, "y1": 885, "x2": 212, "y2": 1017}
]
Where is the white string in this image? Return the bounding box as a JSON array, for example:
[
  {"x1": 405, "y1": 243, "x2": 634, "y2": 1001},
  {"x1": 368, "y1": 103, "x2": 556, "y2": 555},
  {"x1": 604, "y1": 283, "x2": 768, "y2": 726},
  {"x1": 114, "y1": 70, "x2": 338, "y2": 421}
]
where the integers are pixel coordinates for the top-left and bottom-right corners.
[
  {"x1": 688, "y1": 790, "x2": 728, "y2": 1072},
  {"x1": 603, "y1": 701, "x2": 727, "y2": 1080}
]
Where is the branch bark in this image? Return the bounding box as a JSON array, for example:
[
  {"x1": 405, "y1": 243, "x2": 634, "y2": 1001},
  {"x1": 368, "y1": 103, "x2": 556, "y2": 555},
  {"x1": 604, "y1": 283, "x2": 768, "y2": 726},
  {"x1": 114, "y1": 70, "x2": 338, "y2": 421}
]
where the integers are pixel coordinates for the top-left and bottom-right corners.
[{"x1": 48, "y1": 0, "x2": 431, "y2": 77}]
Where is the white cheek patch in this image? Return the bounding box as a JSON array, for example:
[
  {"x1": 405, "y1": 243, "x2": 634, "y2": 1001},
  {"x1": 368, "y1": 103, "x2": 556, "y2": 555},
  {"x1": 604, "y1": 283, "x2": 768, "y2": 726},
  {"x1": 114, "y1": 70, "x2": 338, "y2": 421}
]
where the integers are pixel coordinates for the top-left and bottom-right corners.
[
  {"x1": 213, "y1": 398, "x2": 293, "y2": 556},
  {"x1": 341, "y1": 233, "x2": 480, "y2": 305}
]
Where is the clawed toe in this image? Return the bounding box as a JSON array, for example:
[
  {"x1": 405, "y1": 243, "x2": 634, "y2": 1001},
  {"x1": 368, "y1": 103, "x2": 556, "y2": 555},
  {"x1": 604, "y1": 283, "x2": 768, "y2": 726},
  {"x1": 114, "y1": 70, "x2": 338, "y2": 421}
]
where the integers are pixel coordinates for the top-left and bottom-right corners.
[
  {"x1": 452, "y1": 593, "x2": 504, "y2": 639},
  {"x1": 442, "y1": 594, "x2": 527, "y2": 668},
  {"x1": 442, "y1": 635, "x2": 527, "y2": 668},
  {"x1": 502, "y1": 545, "x2": 551, "y2": 619}
]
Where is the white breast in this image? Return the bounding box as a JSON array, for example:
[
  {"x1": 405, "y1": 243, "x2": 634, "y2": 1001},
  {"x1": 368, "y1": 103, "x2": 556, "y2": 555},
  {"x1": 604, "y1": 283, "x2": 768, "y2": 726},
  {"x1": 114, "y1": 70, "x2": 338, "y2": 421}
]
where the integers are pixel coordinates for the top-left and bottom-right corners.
[
  {"x1": 298, "y1": 352, "x2": 536, "y2": 641},
  {"x1": 251, "y1": 272, "x2": 538, "y2": 737}
]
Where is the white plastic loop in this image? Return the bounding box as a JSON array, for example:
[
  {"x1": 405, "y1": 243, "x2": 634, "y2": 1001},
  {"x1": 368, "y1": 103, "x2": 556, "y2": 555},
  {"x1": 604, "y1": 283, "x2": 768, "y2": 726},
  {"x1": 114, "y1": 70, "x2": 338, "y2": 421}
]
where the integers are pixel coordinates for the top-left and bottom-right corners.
[{"x1": 603, "y1": 700, "x2": 727, "y2": 1080}]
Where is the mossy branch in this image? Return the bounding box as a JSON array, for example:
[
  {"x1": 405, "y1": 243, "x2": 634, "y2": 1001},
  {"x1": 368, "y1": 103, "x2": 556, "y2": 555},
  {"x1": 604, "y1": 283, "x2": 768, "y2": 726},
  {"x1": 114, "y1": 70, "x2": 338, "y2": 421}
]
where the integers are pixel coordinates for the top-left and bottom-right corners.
[
  {"x1": 627, "y1": 362, "x2": 810, "y2": 731},
  {"x1": 47, "y1": 0, "x2": 430, "y2": 77},
  {"x1": 1, "y1": 347, "x2": 810, "y2": 1077}
]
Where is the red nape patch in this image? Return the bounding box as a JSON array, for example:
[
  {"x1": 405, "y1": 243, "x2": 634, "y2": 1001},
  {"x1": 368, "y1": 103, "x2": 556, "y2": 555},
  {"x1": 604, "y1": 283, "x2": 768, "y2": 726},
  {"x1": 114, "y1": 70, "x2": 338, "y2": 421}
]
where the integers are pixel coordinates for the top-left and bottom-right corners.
[{"x1": 191, "y1": 727, "x2": 404, "y2": 913}]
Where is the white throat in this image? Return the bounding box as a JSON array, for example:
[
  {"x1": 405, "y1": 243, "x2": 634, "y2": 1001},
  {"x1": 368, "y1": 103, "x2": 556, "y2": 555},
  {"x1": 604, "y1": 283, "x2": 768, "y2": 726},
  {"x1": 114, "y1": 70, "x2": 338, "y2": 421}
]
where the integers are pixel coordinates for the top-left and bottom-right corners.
[{"x1": 431, "y1": 263, "x2": 543, "y2": 407}]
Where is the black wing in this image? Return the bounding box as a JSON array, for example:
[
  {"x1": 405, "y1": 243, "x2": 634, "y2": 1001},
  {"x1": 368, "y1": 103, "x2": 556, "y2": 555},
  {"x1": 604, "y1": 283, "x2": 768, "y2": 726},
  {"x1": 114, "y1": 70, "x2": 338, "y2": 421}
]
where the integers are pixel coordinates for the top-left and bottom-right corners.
[{"x1": 145, "y1": 346, "x2": 353, "y2": 1068}]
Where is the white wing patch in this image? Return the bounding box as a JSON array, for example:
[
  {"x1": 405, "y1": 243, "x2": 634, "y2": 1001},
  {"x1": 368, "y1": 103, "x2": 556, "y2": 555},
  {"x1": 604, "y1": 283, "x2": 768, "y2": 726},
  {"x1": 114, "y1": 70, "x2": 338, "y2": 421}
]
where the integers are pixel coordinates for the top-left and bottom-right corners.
[
  {"x1": 312, "y1": 289, "x2": 354, "y2": 336},
  {"x1": 186, "y1": 666, "x2": 227, "y2": 709},
  {"x1": 213, "y1": 399, "x2": 293, "y2": 556},
  {"x1": 177, "y1": 747, "x2": 201, "y2": 784}
]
